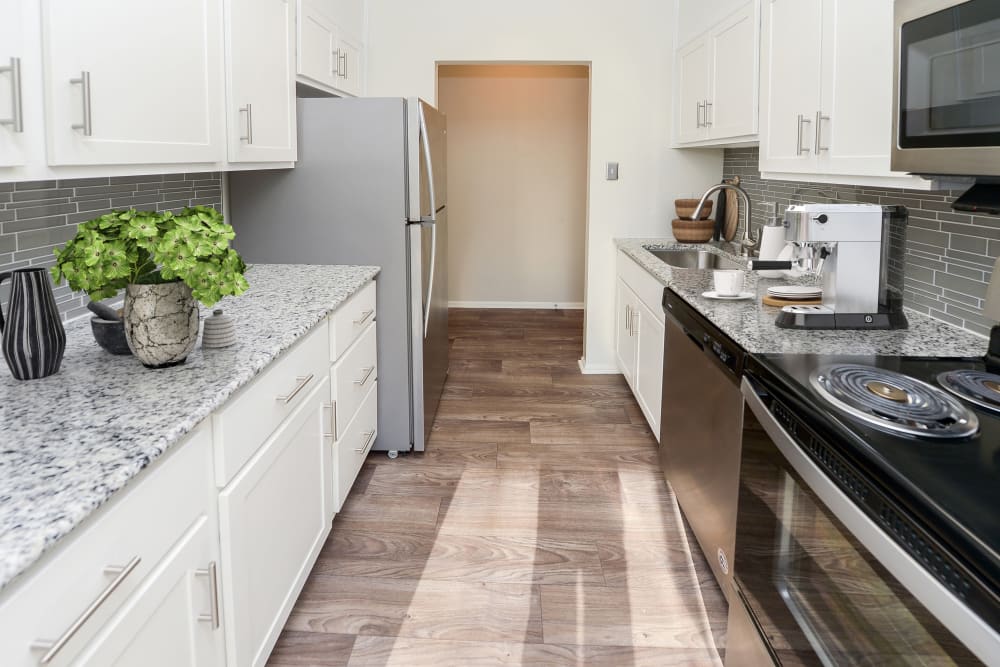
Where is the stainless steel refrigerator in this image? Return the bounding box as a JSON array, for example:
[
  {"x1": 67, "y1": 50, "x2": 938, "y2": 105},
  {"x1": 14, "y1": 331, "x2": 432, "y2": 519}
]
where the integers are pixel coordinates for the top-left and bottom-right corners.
[{"x1": 227, "y1": 97, "x2": 448, "y2": 455}]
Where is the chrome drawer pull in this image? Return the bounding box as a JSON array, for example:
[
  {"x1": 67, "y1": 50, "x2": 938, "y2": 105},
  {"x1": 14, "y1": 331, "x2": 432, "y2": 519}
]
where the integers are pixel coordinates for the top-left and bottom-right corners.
[
  {"x1": 332, "y1": 48, "x2": 341, "y2": 76},
  {"x1": 354, "y1": 366, "x2": 375, "y2": 386},
  {"x1": 323, "y1": 401, "x2": 336, "y2": 438},
  {"x1": 195, "y1": 561, "x2": 220, "y2": 629},
  {"x1": 796, "y1": 114, "x2": 811, "y2": 155},
  {"x1": 276, "y1": 373, "x2": 314, "y2": 403},
  {"x1": 353, "y1": 309, "x2": 374, "y2": 326},
  {"x1": 32, "y1": 556, "x2": 141, "y2": 664},
  {"x1": 239, "y1": 103, "x2": 253, "y2": 144},
  {"x1": 355, "y1": 430, "x2": 376, "y2": 454},
  {"x1": 814, "y1": 110, "x2": 829, "y2": 153},
  {"x1": 69, "y1": 71, "x2": 92, "y2": 136},
  {"x1": 0, "y1": 57, "x2": 24, "y2": 132}
]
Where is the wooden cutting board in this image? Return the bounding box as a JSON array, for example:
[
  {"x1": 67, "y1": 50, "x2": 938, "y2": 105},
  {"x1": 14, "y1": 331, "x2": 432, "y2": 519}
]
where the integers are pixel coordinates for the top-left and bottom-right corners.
[
  {"x1": 762, "y1": 294, "x2": 823, "y2": 307},
  {"x1": 723, "y1": 187, "x2": 739, "y2": 241}
]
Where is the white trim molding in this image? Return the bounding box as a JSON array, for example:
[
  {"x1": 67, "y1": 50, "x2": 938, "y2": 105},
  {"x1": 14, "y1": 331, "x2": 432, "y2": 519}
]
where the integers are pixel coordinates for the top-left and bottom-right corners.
[
  {"x1": 449, "y1": 301, "x2": 585, "y2": 310},
  {"x1": 578, "y1": 358, "x2": 620, "y2": 375}
]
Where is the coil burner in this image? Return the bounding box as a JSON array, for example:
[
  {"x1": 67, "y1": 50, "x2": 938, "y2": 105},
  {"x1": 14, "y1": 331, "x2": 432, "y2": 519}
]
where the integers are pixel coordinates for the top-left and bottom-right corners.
[
  {"x1": 809, "y1": 364, "x2": 979, "y2": 439},
  {"x1": 937, "y1": 370, "x2": 1000, "y2": 415}
]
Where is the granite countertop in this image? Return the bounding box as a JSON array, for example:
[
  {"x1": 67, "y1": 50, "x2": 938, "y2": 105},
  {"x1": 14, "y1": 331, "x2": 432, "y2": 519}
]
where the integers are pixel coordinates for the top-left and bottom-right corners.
[
  {"x1": 0, "y1": 264, "x2": 379, "y2": 592},
  {"x1": 615, "y1": 238, "x2": 988, "y2": 357}
]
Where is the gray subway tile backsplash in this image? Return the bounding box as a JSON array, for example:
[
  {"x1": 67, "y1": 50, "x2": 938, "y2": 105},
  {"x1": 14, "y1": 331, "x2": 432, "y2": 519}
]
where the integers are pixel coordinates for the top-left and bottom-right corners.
[
  {"x1": 0, "y1": 173, "x2": 223, "y2": 321},
  {"x1": 723, "y1": 147, "x2": 999, "y2": 337}
]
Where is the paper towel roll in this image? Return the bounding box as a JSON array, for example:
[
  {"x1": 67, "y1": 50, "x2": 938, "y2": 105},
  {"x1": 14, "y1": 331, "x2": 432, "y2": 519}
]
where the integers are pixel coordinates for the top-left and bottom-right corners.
[{"x1": 757, "y1": 225, "x2": 787, "y2": 278}]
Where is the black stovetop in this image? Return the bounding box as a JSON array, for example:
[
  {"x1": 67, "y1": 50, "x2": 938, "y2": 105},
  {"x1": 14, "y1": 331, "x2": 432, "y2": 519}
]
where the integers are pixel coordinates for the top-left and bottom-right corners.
[{"x1": 746, "y1": 353, "x2": 1000, "y2": 604}]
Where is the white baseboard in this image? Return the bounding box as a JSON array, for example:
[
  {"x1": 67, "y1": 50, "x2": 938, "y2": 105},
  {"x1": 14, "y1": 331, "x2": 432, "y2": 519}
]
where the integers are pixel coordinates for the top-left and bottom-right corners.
[
  {"x1": 577, "y1": 359, "x2": 620, "y2": 375},
  {"x1": 449, "y1": 300, "x2": 585, "y2": 310}
]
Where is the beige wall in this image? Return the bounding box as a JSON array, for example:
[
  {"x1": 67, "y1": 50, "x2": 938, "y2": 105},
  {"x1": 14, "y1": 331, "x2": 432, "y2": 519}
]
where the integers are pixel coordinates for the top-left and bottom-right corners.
[
  {"x1": 438, "y1": 65, "x2": 588, "y2": 307},
  {"x1": 365, "y1": 0, "x2": 722, "y2": 371}
]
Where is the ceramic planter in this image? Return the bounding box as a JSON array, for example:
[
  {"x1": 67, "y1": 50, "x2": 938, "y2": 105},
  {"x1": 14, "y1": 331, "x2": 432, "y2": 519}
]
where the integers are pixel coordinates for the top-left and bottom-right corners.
[{"x1": 123, "y1": 282, "x2": 199, "y2": 368}]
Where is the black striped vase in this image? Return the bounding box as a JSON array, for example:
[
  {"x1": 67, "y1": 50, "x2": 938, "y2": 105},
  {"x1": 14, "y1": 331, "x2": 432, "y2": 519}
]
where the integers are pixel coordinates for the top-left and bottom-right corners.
[{"x1": 0, "y1": 268, "x2": 67, "y2": 380}]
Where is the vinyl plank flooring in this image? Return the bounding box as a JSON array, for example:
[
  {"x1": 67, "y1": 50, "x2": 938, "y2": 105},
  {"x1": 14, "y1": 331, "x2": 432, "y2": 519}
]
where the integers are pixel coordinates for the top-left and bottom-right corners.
[
  {"x1": 347, "y1": 636, "x2": 723, "y2": 667},
  {"x1": 284, "y1": 575, "x2": 543, "y2": 644},
  {"x1": 274, "y1": 308, "x2": 723, "y2": 665},
  {"x1": 266, "y1": 630, "x2": 355, "y2": 666}
]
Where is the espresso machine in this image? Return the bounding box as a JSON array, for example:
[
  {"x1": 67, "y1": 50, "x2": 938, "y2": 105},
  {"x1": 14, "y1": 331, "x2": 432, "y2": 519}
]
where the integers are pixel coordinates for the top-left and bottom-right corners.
[{"x1": 750, "y1": 203, "x2": 909, "y2": 330}]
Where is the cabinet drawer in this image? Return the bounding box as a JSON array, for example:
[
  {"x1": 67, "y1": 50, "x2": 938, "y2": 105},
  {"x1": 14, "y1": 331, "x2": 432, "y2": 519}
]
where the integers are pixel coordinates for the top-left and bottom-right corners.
[
  {"x1": 0, "y1": 425, "x2": 213, "y2": 667},
  {"x1": 333, "y1": 381, "x2": 377, "y2": 512},
  {"x1": 618, "y1": 251, "x2": 666, "y2": 325},
  {"x1": 331, "y1": 321, "x2": 377, "y2": 440},
  {"x1": 330, "y1": 280, "x2": 376, "y2": 361},
  {"x1": 214, "y1": 320, "x2": 329, "y2": 487}
]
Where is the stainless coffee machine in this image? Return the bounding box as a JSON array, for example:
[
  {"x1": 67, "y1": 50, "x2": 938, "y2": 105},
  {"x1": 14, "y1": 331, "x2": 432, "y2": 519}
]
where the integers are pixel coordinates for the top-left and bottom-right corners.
[{"x1": 750, "y1": 204, "x2": 908, "y2": 330}]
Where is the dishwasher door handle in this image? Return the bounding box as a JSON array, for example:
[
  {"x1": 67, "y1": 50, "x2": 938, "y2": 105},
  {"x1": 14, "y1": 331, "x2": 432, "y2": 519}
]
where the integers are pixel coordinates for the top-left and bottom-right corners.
[{"x1": 685, "y1": 330, "x2": 704, "y2": 351}]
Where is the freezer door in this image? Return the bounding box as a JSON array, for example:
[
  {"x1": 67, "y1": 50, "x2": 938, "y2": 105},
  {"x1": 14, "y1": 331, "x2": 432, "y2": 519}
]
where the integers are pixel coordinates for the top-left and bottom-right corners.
[
  {"x1": 408, "y1": 208, "x2": 449, "y2": 451},
  {"x1": 407, "y1": 98, "x2": 447, "y2": 221}
]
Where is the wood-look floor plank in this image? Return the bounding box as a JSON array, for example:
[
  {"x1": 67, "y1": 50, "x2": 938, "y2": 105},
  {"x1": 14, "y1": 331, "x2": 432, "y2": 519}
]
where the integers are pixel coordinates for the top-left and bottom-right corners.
[
  {"x1": 430, "y1": 419, "x2": 530, "y2": 444},
  {"x1": 436, "y1": 398, "x2": 630, "y2": 424},
  {"x1": 529, "y1": 422, "x2": 657, "y2": 446},
  {"x1": 332, "y1": 494, "x2": 442, "y2": 535},
  {"x1": 284, "y1": 575, "x2": 543, "y2": 644},
  {"x1": 266, "y1": 630, "x2": 355, "y2": 666},
  {"x1": 347, "y1": 636, "x2": 723, "y2": 666},
  {"x1": 497, "y1": 442, "x2": 658, "y2": 472},
  {"x1": 617, "y1": 470, "x2": 673, "y2": 505}
]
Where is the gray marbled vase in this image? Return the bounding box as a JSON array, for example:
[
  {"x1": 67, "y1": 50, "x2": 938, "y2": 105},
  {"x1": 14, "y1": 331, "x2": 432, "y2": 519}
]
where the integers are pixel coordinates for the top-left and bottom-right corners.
[{"x1": 123, "y1": 282, "x2": 199, "y2": 368}]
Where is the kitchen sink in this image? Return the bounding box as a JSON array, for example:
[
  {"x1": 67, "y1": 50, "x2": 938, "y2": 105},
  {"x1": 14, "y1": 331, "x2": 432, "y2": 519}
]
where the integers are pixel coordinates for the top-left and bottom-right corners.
[{"x1": 646, "y1": 248, "x2": 745, "y2": 271}]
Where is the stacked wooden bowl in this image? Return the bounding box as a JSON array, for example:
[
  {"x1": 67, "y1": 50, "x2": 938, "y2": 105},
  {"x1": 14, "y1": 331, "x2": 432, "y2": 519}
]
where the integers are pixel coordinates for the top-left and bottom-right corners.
[{"x1": 672, "y1": 199, "x2": 714, "y2": 243}]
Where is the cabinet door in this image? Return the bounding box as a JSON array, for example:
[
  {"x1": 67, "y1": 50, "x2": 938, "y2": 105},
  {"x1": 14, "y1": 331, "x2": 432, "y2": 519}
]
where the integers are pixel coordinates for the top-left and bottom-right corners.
[
  {"x1": 634, "y1": 299, "x2": 665, "y2": 442},
  {"x1": 0, "y1": 0, "x2": 27, "y2": 166},
  {"x1": 675, "y1": 37, "x2": 710, "y2": 143},
  {"x1": 615, "y1": 278, "x2": 639, "y2": 390},
  {"x1": 328, "y1": 0, "x2": 364, "y2": 41},
  {"x1": 226, "y1": 0, "x2": 297, "y2": 163},
  {"x1": 758, "y1": 0, "x2": 823, "y2": 172},
  {"x1": 73, "y1": 518, "x2": 224, "y2": 667},
  {"x1": 819, "y1": 0, "x2": 897, "y2": 176},
  {"x1": 298, "y1": 1, "x2": 337, "y2": 90},
  {"x1": 334, "y1": 35, "x2": 363, "y2": 97},
  {"x1": 708, "y1": 1, "x2": 759, "y2": 140},
  {"x1": 40, "y1": 0, "x2": 223, "y2": 166},
  {"x1": 218, "y1": 378, "x2": 330, "y2": 667}
]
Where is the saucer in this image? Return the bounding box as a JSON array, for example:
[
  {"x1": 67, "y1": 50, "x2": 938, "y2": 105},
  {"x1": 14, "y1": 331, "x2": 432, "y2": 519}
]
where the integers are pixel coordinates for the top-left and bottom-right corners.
[{"x1": 702, "y1": 290, "x2": 754, "y2": 301}]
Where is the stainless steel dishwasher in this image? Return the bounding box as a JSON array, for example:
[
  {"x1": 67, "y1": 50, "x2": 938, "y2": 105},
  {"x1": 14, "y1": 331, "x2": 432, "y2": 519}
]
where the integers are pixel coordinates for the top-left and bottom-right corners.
[{"x1": 660, "y1": 287, "x2": 747, "y2": 601}]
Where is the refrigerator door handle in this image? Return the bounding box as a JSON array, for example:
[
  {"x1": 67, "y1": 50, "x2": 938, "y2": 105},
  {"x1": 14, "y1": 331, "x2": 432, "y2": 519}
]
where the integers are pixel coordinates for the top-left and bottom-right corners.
[
  {"x1": 424, "y1": 221, "x2": 436, "y2": 338},
  {"x1": 419, "y1": 102, "x2": 437, "y2": 222}
]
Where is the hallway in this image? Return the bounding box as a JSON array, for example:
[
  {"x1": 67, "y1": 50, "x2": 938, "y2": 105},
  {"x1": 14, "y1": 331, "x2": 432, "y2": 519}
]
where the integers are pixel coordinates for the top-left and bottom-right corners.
[{"x1": 268, "y1": 309, "x2": 726, "y2": 666}]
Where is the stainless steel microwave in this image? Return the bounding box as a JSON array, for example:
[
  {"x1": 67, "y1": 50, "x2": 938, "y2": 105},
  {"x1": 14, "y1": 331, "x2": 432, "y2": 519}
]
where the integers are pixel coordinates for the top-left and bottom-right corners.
[{"x1": 892, "y1": 0, "x2": 1000, "y2": 177}]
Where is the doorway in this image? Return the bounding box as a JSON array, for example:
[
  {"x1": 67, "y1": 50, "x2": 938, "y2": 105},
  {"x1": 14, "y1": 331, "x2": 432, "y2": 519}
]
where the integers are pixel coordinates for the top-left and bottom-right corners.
[{"x1": 436, "y1": 64, "x2": 590, "y2": 309}]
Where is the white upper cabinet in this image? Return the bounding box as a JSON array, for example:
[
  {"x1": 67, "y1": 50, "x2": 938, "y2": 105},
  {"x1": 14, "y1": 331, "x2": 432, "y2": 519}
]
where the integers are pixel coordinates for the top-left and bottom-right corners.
[
  {"x1": 674, "y1": 0, "x2": 759, "y2": 146},
  {"x1": 296, "y1": 0, "x2": 365, "y2": 97},
  {"x1": 40, "y1": 0, "x2": 224, "y2": 166},
  {"x1": 759, "y1": 0, "x2": 929, "y2": 187},
  {"x1": 225, "y1": 0, "x2": 297, "y2": 163},
  {"x1": 0, "y1": 0, "x2": 28, "y2": 167}
]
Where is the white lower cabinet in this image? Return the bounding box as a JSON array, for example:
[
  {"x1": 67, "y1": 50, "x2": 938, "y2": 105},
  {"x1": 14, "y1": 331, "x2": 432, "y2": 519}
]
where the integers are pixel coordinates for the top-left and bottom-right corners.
[
  {"x1": 615, "y1": 251, "x2": 665, "y2": 441},
  {"x1": 218, "y1": 375, "x2": 330, "y2": 667},
  {"x1": 72, "y1": 517, "x2": 224, "y2": 667}
]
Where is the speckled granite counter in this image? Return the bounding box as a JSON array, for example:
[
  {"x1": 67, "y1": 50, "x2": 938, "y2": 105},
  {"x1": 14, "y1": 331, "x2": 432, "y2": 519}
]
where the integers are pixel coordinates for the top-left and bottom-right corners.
[
  {"x1": 0, "y1": 264, "x2": 379, "y2": 591},
  {"x1": 615, "y1": 238, "x2": 987, "y2": 357}
]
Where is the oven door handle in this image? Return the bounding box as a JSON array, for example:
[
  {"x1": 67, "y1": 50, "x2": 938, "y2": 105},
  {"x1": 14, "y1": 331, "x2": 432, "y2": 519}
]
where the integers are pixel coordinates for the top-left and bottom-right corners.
[{"x1": 738, "y1": 376, "x2": 1000, "y2": 663}]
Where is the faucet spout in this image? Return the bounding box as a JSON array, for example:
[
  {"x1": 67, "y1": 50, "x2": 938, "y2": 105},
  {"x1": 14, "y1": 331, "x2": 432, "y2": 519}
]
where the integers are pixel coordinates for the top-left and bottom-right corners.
[{"x1": 689, "y1": 181, "x2": 756, "y2": 256}]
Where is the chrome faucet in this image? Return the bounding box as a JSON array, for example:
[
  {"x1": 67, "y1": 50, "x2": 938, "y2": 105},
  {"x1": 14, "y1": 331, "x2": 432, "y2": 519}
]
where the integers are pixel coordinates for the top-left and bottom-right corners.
[{"x1": 691, "y1": 182, "x2": 757, "y2": 257}]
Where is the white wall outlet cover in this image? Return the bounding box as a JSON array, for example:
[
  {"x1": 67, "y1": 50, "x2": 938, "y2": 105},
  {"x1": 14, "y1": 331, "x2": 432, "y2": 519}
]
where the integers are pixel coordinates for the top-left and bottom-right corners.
[{"x1": 606, "y1": 162, "x2": 619, "y2": 180}]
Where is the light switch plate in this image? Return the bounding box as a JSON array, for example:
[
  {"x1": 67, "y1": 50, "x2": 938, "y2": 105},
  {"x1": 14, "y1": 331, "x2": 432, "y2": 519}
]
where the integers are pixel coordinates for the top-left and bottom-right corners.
[{"x1": 606, "y1": 162, "x2": 619, "y2": 181}]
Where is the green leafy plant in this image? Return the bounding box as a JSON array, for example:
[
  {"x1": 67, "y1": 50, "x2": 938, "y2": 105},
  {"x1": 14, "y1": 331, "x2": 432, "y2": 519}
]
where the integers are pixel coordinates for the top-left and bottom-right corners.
[{"x1": 51, "y1": 206, "x2": 249, "y2": 307}]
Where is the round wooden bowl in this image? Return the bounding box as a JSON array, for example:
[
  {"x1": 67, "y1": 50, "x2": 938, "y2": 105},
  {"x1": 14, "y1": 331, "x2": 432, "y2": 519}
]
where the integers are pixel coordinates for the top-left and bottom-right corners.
[
  {"x1": 675, "y1": 198, "x2": 713, "y2": 220},
  {"x1": 671, "y1": 218, "x2": 715, "y2": 243}
]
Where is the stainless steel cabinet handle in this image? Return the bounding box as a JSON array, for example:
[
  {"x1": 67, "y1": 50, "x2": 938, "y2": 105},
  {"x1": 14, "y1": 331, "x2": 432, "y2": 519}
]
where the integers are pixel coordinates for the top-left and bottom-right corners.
[
  {"x1": 332, "y1": 48, "x2": 341, "y2": 76},
  {"x1": 339, "y1": 50, "x2": 347, "y2": 79},
  {"x1": 32, "y1": 556, "x2": 141, "y2": 664},
  {"x1": 69, "y1": 71, "x2": 92, "y2": 136},
  {"x1": 625, "y1": 304, "x2": 631, "y2": 336},
  {"x1": 796, "y1": 114, "x2": 811, "y2": 155},
  {"x1": 354, "y1": 366, "x2": 375, "y2": 386},
  {"x1": 0, "y1": 57, "x2": 24, "y2": 132},
  {"x1": 631, "y1": 310, "x2": 639, "y2": 336},
  {"x1": 704, "y1": 100, "x2": 712, "y2": 127},
  {"x1": 814, "y1": 110, "x2": 829, "y2": 153},
  {"x1": 275, "y1": 373, "x2": 313, "y2": 403},
  {"x1": 353, "y1": 309, "x2": 374, "y2": 326},
  {"x1": 239, "y1": 103, "x2": 253, "y2": 144},
  {"x1": 322, "y1": 401, "x2": 336, "y2": 438},
  {"x1": 696, "y1": 101, "x2": 704, "y2": 128},
  {"x1": 355, "y1": 430, "x2": 376, "y2": 454},
  {"x1": 194, "y1": 561, "x2": 220, "y2": 630}
]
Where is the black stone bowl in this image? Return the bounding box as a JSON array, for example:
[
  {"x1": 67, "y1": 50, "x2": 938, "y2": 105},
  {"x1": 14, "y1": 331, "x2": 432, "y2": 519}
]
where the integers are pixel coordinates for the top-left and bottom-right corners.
[{"x1": 91, "y1": 317, "x2": 132, "y2": 355}]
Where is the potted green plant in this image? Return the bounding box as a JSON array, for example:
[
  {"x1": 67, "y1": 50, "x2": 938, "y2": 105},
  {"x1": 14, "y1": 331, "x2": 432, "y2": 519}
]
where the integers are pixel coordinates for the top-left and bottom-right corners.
[{"x1": 52, "y1": 206, "x2": 249, "y2": 368}]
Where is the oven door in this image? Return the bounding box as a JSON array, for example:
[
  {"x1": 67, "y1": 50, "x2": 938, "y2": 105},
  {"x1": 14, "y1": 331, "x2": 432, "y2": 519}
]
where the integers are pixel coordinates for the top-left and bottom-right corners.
[
  {"x1": 893, "y1": 0, "x2": 1000, "y2": 176},
  {"x1": 729, "y1": 375, "x2": 991, "y2": 666}
]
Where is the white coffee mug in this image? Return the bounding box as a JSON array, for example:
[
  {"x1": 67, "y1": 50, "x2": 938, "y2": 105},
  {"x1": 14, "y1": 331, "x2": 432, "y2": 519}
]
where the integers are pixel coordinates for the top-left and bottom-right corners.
[{"x1": 714, "y1": 269, "x2": 745, "y2": 296}]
